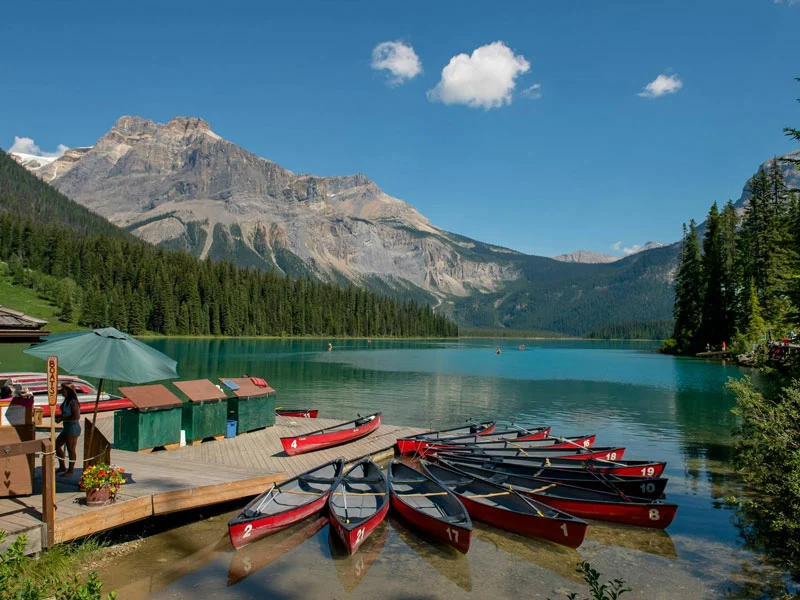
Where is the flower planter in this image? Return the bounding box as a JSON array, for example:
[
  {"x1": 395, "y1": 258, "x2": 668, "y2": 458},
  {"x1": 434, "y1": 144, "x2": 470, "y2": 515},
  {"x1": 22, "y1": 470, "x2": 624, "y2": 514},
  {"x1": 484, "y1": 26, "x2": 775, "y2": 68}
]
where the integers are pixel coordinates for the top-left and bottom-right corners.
[{"x1": 85, "y1": 484, "x2": 113, "y2": 507}]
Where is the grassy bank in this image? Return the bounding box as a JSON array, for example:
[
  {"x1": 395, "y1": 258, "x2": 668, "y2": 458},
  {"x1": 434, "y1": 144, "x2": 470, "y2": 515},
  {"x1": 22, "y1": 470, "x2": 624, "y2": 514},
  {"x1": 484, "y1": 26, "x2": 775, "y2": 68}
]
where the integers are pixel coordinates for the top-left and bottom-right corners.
[{"x1": 0, "y1": 272, "x2": 83, "y2": 334}]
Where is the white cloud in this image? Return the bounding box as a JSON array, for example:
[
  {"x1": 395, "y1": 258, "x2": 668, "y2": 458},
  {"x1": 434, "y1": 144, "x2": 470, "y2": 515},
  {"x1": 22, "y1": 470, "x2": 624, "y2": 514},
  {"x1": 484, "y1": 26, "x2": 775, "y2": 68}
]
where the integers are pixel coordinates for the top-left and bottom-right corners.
[
  {"x1": 427, "y1": 41, "x2": 531, "y2": 110},
  {"x1": 623, "y1": 244, "x2": 642, "y2": 255},
  {"x1": 611, "y1": 241, "x2": 622, "y2": 252},
  {"x1": 521, "y1": 83, "x2": 542, "y2": 100},
  {"x1": 371, "y1": 41, "x2": 422, "y2": 85},
  {"x1": 774, "y1": 0, "x2": 799, "y2": 5},
  {"x1": 638, "y1": 73, "x2": 683, "y2": 98},
  {"x1": 8, "y1": 136, "x2": 68, "y2": 158}
]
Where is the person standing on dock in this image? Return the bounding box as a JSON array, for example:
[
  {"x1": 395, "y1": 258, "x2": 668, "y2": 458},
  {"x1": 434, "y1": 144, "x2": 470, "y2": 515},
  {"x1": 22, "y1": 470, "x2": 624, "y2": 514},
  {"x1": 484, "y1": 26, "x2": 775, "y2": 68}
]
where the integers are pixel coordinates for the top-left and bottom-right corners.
[
  {"x1": 55, "y1": 382, "x2": 81, "y2": 476},
  {"x1": 722, "y1": 341, "x2": 727, "y2": 352}
]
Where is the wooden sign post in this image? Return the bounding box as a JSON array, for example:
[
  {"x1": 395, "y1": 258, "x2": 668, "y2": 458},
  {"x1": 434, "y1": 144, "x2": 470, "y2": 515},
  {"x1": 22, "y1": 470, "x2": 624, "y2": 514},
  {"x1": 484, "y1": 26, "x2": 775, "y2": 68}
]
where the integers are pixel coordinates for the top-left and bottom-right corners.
[{"x1": 46, "y1": 356, "x2": 58, "y2": 509}]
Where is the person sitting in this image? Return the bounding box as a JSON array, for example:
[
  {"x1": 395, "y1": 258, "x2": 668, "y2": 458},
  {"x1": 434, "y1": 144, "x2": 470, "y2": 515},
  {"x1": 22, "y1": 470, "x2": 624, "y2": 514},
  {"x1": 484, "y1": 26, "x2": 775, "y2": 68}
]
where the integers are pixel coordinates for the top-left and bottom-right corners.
[{"x1": 55, "y1": 382, "x2": 81, "y2": 476}]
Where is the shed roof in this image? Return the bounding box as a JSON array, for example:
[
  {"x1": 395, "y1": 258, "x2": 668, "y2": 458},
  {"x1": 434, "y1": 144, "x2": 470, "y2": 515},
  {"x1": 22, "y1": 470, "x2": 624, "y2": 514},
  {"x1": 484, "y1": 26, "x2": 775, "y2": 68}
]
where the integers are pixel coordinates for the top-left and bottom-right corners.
[
  {"x1": 119, "y1": 384, "x2": 183, "y2": 411},
  {"x1": 219, "y1": 377, "x2": 275, "y2": 398},
  {"x1": 173, "y1": 379, "x2": 226, "y2": 402}
]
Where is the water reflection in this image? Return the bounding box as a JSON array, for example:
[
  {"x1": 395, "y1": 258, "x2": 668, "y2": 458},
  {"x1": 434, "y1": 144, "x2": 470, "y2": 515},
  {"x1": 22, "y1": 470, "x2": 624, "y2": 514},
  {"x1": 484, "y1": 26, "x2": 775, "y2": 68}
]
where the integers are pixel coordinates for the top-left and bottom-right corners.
[
  {"x1": 392, "y1": 518, "x2": 472, "y2": 592},
  {"x1": 228, "y1": 516, "x2": 329, "y2": 586},
  {"x1": 586, "y1": 522, "x2": 677, "y2": 560},
  {"x1": 471, "y1": 523, "x2": 584, "y2": 584},
  {"x1": 329, "y1": 521, "x2": 389, "y2": 593}
]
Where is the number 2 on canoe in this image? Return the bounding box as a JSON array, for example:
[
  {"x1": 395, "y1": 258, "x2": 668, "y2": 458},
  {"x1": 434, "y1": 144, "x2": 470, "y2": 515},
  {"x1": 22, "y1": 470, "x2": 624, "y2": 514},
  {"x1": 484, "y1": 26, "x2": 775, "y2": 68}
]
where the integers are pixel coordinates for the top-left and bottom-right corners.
[
  {"x1": 291, "y1": 439, "x2": 297, "y2": 449},
  {"x1": 243, "y1": 523, "x2": 253, "y2": 539},
  {"x1": 560, "y1": 523, "x2": 569, "y2": 537},
  {"x1": 446, "y1": 527, "x2": 459, "y2": 543}
]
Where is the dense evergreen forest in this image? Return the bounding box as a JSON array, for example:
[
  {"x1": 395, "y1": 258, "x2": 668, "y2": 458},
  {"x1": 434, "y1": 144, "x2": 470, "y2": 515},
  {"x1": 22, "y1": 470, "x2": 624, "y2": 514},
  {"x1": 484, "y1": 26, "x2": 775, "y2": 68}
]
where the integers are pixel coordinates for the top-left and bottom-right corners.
[
  {"x1": 587, "y1": 320, "x2": 672, "y2": 340},
  {"x1": 665, "y1": 157, "x2": 799, "y2": 355},
  {"x1": 0, "y1": 151, "x2": 457, "y2": 338}
]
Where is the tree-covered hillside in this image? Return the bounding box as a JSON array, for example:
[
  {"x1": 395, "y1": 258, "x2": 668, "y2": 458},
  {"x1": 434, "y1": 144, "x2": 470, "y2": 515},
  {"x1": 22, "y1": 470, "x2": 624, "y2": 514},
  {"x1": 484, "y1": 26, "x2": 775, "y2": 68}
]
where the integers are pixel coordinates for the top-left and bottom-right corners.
[
  {"x1": 0, "y1": 150, "x2": 457, "y2": 338},
  {"x1": 451, "y1": 244, "x2": 678, "y2": 336}
]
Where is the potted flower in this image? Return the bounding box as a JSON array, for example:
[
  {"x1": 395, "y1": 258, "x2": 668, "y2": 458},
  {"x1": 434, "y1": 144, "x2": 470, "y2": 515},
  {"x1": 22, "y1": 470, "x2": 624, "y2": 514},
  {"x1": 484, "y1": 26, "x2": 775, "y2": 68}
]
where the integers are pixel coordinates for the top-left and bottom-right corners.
[{"x1": 79, "y1": 464, "x2": 126, "y2": 506}]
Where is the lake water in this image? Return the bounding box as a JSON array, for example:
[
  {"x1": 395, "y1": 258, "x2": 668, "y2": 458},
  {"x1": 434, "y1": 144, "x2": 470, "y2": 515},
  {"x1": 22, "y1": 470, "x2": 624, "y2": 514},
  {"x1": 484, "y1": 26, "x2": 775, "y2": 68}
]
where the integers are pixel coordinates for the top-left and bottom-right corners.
[{"x1": 1, "y1": 339, "x2": 794, "y2": 598}]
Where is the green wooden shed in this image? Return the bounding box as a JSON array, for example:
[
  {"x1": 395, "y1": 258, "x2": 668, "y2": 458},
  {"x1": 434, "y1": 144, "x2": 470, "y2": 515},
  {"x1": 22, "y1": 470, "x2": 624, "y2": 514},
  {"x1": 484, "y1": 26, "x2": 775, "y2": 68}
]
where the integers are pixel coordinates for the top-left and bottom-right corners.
[
  {"x1": 115, "y1": 385, "x2": 183, "y2": 452},
  {"x1": 220, "y1": 377, "x2": 276, "y2": 434},
  {"x1": 173, "y1": 379, "x2": 228, "y2": 445}
]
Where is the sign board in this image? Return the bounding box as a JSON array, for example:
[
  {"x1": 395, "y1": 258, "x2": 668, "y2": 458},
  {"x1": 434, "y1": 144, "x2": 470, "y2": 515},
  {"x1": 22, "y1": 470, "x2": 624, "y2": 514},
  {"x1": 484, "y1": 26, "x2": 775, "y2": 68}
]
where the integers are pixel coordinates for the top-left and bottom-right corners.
[{"x1": 47, "y1": 355, "x2": 58, "y2": 407}]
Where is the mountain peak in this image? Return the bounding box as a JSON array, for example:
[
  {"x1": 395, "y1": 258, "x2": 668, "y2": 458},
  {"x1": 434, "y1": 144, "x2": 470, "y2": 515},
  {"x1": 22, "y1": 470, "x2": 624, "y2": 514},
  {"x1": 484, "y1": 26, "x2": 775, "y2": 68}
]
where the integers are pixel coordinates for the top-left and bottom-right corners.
[{"x1": 552, "y1": 250, "x2": 619, "y2": 264}]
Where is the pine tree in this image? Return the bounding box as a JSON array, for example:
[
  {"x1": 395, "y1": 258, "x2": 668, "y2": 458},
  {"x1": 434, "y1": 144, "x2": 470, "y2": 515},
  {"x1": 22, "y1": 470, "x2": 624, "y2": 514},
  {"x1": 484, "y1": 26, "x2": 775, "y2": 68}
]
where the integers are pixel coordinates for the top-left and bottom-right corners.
[
  {"x1": 672, "y1": 220, "x2": 704, "y2": 352},
  {"x1": 700, "y1": 203, "x2": 728, "y2": 346},
  {"x1": 720, "y1": 201, "x2": 741, "y2": 339}
]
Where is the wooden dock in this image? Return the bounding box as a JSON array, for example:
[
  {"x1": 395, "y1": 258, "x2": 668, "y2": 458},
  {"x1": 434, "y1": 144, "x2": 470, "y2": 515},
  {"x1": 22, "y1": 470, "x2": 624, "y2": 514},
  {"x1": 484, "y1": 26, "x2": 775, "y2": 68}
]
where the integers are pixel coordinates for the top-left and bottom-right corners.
[{"x1": 0, "y1": 415, "x2": 425, "y2": 553}]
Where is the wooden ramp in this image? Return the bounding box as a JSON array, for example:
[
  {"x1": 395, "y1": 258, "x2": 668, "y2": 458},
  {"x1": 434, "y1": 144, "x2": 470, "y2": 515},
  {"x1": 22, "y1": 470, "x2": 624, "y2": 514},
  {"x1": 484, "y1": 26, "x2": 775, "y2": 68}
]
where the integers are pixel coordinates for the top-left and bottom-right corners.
[{"x1": 0, "y1": 415, "x2": 424, "y2": 552}]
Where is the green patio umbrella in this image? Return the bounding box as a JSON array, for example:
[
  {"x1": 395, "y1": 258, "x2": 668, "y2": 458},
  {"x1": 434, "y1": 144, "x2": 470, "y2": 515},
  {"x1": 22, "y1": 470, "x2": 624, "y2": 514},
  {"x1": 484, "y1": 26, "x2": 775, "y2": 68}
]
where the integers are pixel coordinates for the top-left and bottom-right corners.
[{"x1": 25, "y1": 327, "x2": 179, "y2": 461}]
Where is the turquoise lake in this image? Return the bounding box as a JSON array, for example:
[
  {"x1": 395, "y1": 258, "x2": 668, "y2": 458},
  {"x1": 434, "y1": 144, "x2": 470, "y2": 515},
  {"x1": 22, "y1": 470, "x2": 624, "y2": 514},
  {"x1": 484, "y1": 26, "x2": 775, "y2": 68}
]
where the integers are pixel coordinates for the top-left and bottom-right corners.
[{"x1": 2, "y1": 338, "x2": 793, "y2": 598}]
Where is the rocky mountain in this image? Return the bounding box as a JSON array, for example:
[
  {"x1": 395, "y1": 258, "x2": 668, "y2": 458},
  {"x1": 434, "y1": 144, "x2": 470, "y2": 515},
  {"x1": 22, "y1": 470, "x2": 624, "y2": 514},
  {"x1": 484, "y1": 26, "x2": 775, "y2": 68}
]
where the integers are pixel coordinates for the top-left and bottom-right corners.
[
  {"x1": 10, "y1": 115, "x2": 679, "y2": 334},
  {"x1": 734, "y1": 150, "x2": 800, "y2": 210},
  {"x1": 552, "y1": 250, "x2": 619, "y2": 264}
]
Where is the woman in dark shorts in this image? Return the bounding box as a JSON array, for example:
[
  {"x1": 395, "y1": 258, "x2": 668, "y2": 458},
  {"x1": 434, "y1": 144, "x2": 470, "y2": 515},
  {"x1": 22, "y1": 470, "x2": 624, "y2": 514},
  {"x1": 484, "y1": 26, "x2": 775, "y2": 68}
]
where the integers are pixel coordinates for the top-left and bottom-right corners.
[{"x1": 55, "y1": 382, "x2": 81, "y2": 476}]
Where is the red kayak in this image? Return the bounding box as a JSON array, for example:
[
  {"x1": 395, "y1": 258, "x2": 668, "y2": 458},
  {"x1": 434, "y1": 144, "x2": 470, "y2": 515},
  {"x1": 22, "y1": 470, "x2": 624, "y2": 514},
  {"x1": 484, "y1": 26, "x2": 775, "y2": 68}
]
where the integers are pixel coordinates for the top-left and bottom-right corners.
[
  {"x1": 228, "y1": 458, "x2": 344, "y2": 549},
  {"x1": 427, "y1": 445, "x2": 626, "y2": 462},
  {"x1": 433, "y1": 452, "x2": 666, "y2": 478},
  {"x1": 424, "y1": 434, "x2": 596, "y2": 454},
  {"x1": 396, "y1": 421, "x2": 502, "y2": 456},
  {"x1": 281, "y1": 413, "x2": 381, "y2": 456},
  {"x1": 388, "y1": 461, "x2": 472, "y2": 554},
  {"x1": 421, "y1": 461, "x2": 587, "y2": 548},
  {"x1": 275, "y1": 409, "x2": 319, "y2": 418},
  {"x1": 329, "y1": 458, "x2": 390, "y2": 555},
  {"x1": 440, "y1": 459, "x2": 678, "y2": 529}
]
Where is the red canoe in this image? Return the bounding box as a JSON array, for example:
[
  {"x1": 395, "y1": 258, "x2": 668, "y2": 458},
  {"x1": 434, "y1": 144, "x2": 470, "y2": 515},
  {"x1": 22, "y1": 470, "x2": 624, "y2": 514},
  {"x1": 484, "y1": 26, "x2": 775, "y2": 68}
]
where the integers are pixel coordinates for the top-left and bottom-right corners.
[
  {"x1": 424, "y1": 434, "x2": 597, "y2": 454},
  {"x1": 43, "y1": 397, "x2": 133, "y2": 418},
  {"x1": 428, "y1": 445, "x2": 626, "y2": 462},
  {"x1": 228, "y1": 458, "x2": 344, "y2": 549},
  {"x1": 436, "y1": 455, "x2": 669, "y2": 499},
  {"x1": 396, "y1": 421, "x2": 501, "y2": 456},
  {"x1": 388, "y1": 461, "x2": 472, "y2": 554},
  {"x1": 275, "y1": 409, "x2": 319, "y2": 418},
  {"x1": 440, "y1": 460, "x2": 678, "y2": 529},
  {"x1": 433, "y1": 452, "x2": 666, "y2": 478},
  {"x1": 281, "y1": 413, "x2": 381, "y2": 456},
  {"x1": 421, "y1": 461, "x2": 587, "y2": 548},
  {"x1": 329, "y1": 458, "x2": 390, "y2": 555}
]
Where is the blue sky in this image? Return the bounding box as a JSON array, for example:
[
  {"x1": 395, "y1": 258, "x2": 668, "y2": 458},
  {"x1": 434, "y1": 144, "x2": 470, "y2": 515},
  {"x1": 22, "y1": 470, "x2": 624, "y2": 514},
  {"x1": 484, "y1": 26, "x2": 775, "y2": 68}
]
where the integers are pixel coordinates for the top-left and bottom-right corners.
[{"x1": 2, "y1": 0, "x2": 799, "y2": 257}]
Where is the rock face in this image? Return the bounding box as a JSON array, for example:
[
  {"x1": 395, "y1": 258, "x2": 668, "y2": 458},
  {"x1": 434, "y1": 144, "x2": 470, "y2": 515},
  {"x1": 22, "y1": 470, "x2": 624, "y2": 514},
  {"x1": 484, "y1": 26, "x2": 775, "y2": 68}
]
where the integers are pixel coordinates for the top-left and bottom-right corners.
[
  {"x1": 33, "y1": 116, "x2": 518, "y2": 299},
  {"x1": 552, "y1": 250, "x2": 619, "y2": 264},
  {"x1": 734, "y1": 150, "x2": 800, "y2": 210},
  {"x1": 12, "y1": 115, "x2": 680, "y2": 334}
]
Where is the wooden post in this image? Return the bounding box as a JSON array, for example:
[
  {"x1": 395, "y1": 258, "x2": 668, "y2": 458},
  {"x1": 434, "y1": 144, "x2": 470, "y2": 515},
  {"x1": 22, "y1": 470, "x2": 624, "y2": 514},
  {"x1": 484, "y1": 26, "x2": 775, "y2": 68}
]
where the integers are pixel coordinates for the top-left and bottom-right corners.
[
  {"x1": 40, "y1": 439, "x2": 55, "y2": 547},
  {"x1": 46, "y1": 356, "x2": 58, "y2": 510}
]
